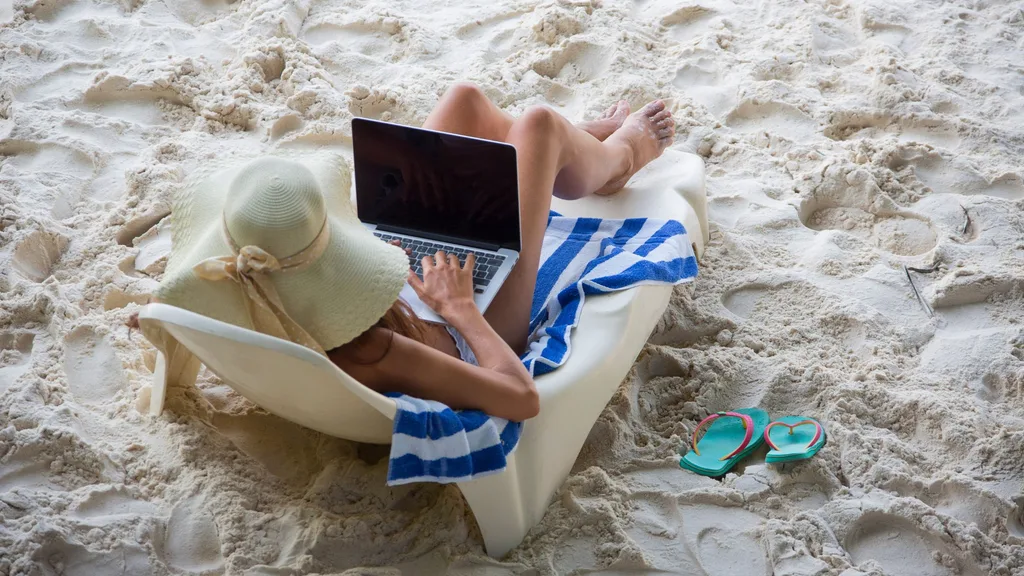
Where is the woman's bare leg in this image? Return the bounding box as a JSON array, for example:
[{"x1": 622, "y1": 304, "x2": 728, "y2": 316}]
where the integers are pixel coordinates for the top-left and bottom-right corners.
[
  {"x1": 484, "y1": 104, "x2": 674, "y2": 352},
  {"x1": 421, "y1": 83, "x2": 674, "y2": 352},
  {"x1": 423, "y1": 82, "x2": 631, "y2": 143},
  {"x1": 423, "y1": 83, "x2": 515, "y2": 141}
]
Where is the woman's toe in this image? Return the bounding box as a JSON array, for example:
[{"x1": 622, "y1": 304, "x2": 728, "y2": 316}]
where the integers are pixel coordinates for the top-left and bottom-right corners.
[{"x1": 643, "y1": 100, "x2": 666, "y2": 116}]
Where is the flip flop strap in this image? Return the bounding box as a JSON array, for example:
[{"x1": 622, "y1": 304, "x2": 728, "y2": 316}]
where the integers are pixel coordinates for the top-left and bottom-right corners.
[
  {"x1": 691, "y1": 411, "x2": 755, "y2": 461},
  {"x1": 764, "y1": 419, "x2": 822, "y2": 452}
]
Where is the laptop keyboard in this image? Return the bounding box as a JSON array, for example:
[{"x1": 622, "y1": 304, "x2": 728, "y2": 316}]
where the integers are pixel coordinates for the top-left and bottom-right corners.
[{"x1": 374, "y1": 232, "x2": 506, "y2": 294}]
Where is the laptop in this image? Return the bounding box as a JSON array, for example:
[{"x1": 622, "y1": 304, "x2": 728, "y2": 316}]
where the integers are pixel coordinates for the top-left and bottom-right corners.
[{"x1": 352, "y1": 117, "x2": 521, "y2": 324}]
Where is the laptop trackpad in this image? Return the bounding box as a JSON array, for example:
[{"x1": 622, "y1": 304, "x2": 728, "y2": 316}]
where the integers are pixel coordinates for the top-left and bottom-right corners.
[{"x1": 399, "y1": 284, "x2": 445, "y2": 324}]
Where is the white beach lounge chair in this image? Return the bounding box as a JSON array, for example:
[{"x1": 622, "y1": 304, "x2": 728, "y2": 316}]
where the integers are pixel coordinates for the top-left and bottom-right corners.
[{"x1": 138, "y1": 150, "x2": 707, "y2": 558}]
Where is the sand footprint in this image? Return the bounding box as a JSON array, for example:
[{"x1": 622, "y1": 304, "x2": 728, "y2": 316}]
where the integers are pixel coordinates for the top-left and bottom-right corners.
[
  {"x1": 803, "y1": 205, "x2": 937, "y2": 256},
  {"x1": 645, "y1": 1, "x2": 719, "y2": 44},
  {"x1": 825, "y1": 111, "x2": 960, "y2": 149},
  {"x1": 856, "y1": 3, "x2": 918, "y2": 52},
  {"x1": 531, "y1": 41, "x2": 612, "y2": 84},
  {"x1": 78, "y1": 75, "x2": 183, "y2": 126},
  {"x1": 722, "y1": 280, "x2": 828, "y2": 324},
  {"x1": 823, "y1": 109, "x2": 893, "y2": 141},
  {"x1": 0, "y1": 140, "x2": 97, "y2": 217},
  {"x1": 31, "y1": 538, "x2": 152, "y2": 576},
  {"x1": 12, "y1": 229, "x2": 69, "y2": 282},
  {"x1": 887, "y1": 479, "x2": 1005, "y2": 533},
  {"x1": 155, "y1": 495, "x2": 225, "y2": 573},
  {"x1": 551, "y1": 535, "x2": 600, "y2": 573},
  {"x1": 695, "y1": 526, "x2": 768, "y2": 575},
  {"x1": 455, "y1": 8, "x2": 529, "y2": 41},
  {"x1": 906, "y1": 151, "x2": 1024, "y2": 201},
  {"x1": 896, "y1": 122, "x2": 961, "y2": 149},
  {"x1": 72, "y1": 486, "x2": 159, "y2": 523},
  {"x1": 302, "y1": 21, "x2": 394, "y2": 56},
  {"x1": 621, "y1": 496, "x2": 768, "y2": 574},
  {"x1": 14, "y1": 64, "x2": 98, "y2": 103},
  {"x1": 0, "y1": 140, "x2": 94, "y2": 179},
  {"x1": 797, "y1": 178, "x2": 937, "y2": 256},
  {"x1": 63, "y1": 326, "x2": 127, "y2": 405},
  {"x1": 918, "y1": 326, "x2": 1019, "y2": 399},
  {"x1": 345, "y1": 85, "x2": 399, "y2": 120},
  {"x1": 210, "y1": 411, "x2": 321, "y2": 485},
  {"x1": 0, "y1": 444, "x2": 55, "y2": 493},
  {"x1": 726, "y1": 100, "x2": 820, "y2": 142},
  {"x1": 624, "y1": 495, "x2": 697, "y2": 571},
  {"x1": 673, "y1": 56, "x2": 737, "y2": 118},
  {"x1": 846, "y1": 512, "x2": 983, "y2": 576},
  {"x1": 163, "y1": 0, "x2": 238, "y2": 27},
  {"x1": 0, "y1": 331, "x2": 35, "y2": 393},
  {"x1": 685, "y1": 504, "x2": 768, "y2": 575},
  {"x1": 721, "y1": 283, "x2": 776, "y2": 321},
  {"x1": 455, "y1": 8, "x2": 531, "y2": 61}
]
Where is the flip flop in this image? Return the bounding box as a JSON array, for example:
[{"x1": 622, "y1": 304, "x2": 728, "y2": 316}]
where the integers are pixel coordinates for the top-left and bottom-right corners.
[
  {"x1": 764, "y1": 416, "x2": 826, "y2": 464},
  {"x1": 679, "y1": 408, "x2": 770, "y2": 477}
]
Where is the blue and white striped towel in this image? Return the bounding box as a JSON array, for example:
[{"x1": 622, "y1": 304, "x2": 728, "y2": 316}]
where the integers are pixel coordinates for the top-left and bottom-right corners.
[{"x1": 386, "y1": 214, "x2": 698, "y2": 486}]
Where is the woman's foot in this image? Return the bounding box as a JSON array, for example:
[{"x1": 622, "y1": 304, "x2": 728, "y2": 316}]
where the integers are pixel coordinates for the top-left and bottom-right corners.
[
  {"x1": 595, "y1": 100, "x2": 674, "y2": 195},
  {"x1": 576, "y1": 100, "x2": 629, "y2": 141}
]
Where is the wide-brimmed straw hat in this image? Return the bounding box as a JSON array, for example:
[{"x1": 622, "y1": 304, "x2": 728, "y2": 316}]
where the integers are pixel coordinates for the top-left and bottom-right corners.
[{"x1": 155, "y1": 151, "x2": 410, "y2": 353}]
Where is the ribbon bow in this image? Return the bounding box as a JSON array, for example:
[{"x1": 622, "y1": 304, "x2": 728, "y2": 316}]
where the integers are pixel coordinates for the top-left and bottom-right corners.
[{"x1": 192, "y1": 221, "x2": 330, "y2": 356}]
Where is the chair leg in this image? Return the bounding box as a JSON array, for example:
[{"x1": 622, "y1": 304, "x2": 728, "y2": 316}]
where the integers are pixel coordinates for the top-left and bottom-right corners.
[
  {"x1": 149, "y1": 337, "x2": 200, "y2": 416},
  {"x1": 456, "y1": 455, "x2": 531, "y2": 558}
]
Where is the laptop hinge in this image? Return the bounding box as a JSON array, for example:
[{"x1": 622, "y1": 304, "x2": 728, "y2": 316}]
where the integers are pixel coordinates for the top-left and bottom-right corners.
[{"x1": 375, "y1": 224, "x2": 502, "y2": 252}]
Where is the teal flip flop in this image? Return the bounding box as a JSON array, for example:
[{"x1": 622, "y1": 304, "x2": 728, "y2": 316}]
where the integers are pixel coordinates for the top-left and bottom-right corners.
[
  {"x1": 679, "y1": 408, "x2": 770, "y2": 477},
  {"x1": 764, "y1": 416, "x2": 826, "y2": 464}
]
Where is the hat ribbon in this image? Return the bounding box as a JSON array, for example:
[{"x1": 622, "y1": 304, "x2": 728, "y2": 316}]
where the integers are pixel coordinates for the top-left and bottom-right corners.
[{"x1": 192, "y1": 218, "x2": 331, "y2": 356}]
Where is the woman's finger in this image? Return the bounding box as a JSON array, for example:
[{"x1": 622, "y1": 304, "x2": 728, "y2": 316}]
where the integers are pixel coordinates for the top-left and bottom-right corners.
[
  {"x1": 463, "y1": 252, "x2": 476, "y2": 272},
  {"x1": 434, "y1": 250, "x2": 447, "y2": 267},
  {"x1": 407, "y1": 270, "x2": 425, "y2": 295},
  {"x1": 388, "y1": 238, "x2": 413, "y2": 256},
  {"x1": 422, "y1": 254, "x2": 435, "y2": 271},
  {"x1": 448, "y1": 253, "x2": 460, "y2": 267}
]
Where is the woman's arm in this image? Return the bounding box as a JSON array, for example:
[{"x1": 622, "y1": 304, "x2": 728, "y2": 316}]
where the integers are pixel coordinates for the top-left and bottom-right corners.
[
  {"x1": 335, "y1": 327, "x2": 538, "y2": 421},
  {"x1": 336, "y1": 249, "x2": 538, "y2": 420},
  {"x1": 407, "y1": 250, "x2": 535, "y2": 378}
]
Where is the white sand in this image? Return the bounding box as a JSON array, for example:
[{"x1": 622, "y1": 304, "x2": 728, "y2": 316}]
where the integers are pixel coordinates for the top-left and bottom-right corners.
[{"x1": 1, "y1": 0, "x2": 1023, "y2": 573}]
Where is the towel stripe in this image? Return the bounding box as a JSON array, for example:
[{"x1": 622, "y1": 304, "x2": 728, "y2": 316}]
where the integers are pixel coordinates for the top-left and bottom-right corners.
[{"x1": 531, "y1": 217, "x2": 600, "y2": 322}]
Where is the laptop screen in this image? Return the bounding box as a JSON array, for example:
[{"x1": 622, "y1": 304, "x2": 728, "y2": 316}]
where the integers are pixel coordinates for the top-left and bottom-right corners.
[{"x1": 352, "y1": 118, "x2": 521, "y2": 251}]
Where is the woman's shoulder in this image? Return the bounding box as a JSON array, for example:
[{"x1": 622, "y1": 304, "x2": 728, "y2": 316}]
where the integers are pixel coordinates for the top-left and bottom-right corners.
[
  {"x1": 328, "y1": 325, "x2": 461, "y2": 384},
  {"x1": 329, "y1": 327, "x2": 393, "y2": 366}
]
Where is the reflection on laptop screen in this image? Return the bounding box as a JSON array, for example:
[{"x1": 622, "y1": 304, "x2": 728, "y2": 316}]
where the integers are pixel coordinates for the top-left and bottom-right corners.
[{"x1": 353, "y1": 118, "x2": 520, "y2": 251}]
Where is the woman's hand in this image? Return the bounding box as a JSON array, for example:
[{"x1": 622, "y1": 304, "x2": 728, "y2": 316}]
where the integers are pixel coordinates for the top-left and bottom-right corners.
[{"x1": 407, "y1": 250, "x2": 476, "y2": 320}]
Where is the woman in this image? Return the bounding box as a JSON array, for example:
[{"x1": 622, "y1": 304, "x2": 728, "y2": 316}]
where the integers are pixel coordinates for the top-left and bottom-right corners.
[
  {"x1": 143, "y1": 83, "x2": 675, "y2": 422},
  {"x1": 330, "y1": 84, "x2": 675, "y2": 421}
]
